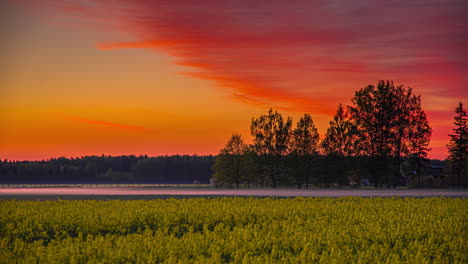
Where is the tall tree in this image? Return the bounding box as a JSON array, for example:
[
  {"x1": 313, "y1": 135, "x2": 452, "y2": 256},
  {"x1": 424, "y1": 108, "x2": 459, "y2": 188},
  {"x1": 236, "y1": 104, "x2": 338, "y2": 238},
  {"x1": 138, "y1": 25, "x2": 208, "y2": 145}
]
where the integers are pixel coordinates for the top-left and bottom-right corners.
[
  {"x1": 321, "y1": 104, "x2": 359, "y2": 187},
  {"x1": 349, "y1": 81, "x2": 397, "y2": 158},
  {"x1": 212, "y1": 134, "x2": 249, "y2": 188},
  {"x1": 349, "y1": 81, "x2": 398, "y2": 187},
  {"x1": 321, "y1": 104, "x2": 357, "y2": 156},
  {"x1": 250, "y1": 108, "x2": 292, "y2": 188},
  {"x1": 290, "y1": 114, "x2": 320, "y2": 188},
  {"x1": 408, "y1": 109, "x2": 432, "y2": 185},
  {"x1": 348, "y1": 80, "x2": 431, "y2": 187},
  {"x1": 447, "y1": 102, "x2": 468, "y2": 187}
]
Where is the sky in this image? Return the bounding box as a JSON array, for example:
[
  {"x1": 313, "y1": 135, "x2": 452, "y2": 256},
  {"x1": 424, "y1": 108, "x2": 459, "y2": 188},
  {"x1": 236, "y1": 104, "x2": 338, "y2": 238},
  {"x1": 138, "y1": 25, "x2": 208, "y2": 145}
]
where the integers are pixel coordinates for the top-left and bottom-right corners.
[{"x1": 1, "y1": 0, "x2": 467, "y2": 161}]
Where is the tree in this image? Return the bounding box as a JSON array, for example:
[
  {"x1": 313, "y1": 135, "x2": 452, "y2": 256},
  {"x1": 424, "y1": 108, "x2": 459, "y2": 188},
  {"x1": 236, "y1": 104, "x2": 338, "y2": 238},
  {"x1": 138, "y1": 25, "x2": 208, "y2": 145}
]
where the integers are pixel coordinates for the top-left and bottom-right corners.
[
  {"x1": 321, "y1": 104, "x2": 359, "y2": 187},
  {"x1": 212, "y1": 134, "x2": 249, "y2": 188},
  {"x1": 250, "y1": 108, "x2": 292, "y2": 188},
  {"x1": 409, "y1": 109, "x2": 432, "y2": 185},
  {"x1": 348, "y1": 80, "x2": 431, "y2": 187},
  {"x1": 290, "y1": 114, "x2": 320, "y2": 188},
  {"x1": 84, "y1": 161, "x2": 97, "y2": 180},
  {"x1": 321, "y1": 104, "x2": 357, "y2": 156},
  {"x1": 349, "y1": 81, "x2": 398, "y2": 158},
  {"x1": 447, "y1": 102, "x2": 468, "y2": 187}
]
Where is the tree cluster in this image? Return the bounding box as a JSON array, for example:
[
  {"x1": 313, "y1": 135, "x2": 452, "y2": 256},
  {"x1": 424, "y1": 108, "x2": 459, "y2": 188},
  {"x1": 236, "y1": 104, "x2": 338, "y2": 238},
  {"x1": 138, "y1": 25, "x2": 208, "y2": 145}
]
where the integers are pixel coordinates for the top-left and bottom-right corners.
[
  {"x1": 2, "y1": 81, "x2": 463, "y2": 188},
  {"x1": 213, "y1": 80, "x2": 433, "y2": 188}
]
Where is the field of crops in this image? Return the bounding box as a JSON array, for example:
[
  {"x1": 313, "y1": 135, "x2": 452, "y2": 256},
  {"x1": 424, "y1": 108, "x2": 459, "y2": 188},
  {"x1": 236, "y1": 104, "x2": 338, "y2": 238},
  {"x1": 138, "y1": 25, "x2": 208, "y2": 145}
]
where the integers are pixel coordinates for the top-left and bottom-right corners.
[{"x1": 0, "y1": 197, "x2": 466, "y2": 263}]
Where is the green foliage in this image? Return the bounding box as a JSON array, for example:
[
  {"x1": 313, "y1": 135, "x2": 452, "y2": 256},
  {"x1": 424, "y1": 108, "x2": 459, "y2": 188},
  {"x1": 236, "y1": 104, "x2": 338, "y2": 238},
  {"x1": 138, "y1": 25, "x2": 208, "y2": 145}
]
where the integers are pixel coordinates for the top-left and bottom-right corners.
[
  {"x1": 212, "y1": 134, "x2": 250, "y2": 188},
  {"x1": 290, "y1": 114, "x2": 320, "y2": 188},
  {"x1": 250, "y1": 108, "x2": 292, "y2": 157},
  {"x1": 0, "y1": 198, "x2": 466, "y2": 263},
  {"x1": 250, "y1": 108, "x2": 292, "y2": 188}
]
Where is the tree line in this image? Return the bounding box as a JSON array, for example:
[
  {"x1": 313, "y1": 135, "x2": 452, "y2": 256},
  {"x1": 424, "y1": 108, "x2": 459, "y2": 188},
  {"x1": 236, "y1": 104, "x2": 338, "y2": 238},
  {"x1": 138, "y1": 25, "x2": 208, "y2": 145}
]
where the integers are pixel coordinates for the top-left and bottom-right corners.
[
  {"x1": 0, "y1": 80, "x2": 465, "y2": 188},
  {"x1": 213, "y1": 80, "x2": 467, "y2": 188},
  {"x1": 0, "y1": 155, "x2": 215, "y2": 184}
]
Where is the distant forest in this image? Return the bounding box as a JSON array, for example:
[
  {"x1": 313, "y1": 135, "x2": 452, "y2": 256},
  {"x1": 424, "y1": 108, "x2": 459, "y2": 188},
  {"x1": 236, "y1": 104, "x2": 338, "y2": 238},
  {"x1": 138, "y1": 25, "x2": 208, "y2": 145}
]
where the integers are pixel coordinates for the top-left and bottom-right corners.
[
  {"x1": 0, "y1": 155, "x2": 216, "y2": 184},
  {"x1": 0, "y1": 155, "x2": 448, "y2": 186}
]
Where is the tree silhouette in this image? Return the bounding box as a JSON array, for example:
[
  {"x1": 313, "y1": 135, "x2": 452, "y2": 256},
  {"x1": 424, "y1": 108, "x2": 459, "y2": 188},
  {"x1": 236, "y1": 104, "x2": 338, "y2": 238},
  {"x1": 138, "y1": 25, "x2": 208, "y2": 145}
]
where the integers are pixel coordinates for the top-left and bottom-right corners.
[
  {"x1": 321, "y1": 104, "x2": 360, "y2": 187},
  {"x1": 0, "y1": 155, "x2": 216, "y2": 184},
  {"x1": 1, "y1": 81, "x2": 442, "y2": 189},
  {"x1": 250, "y1": 108, "x2": 292, "y2": 188},
  {"x1": 409, "y1": 109, "x2": 432, "y2": 185},
  {"x1": 321, "y1": 104, "x2": 357, "y2": 156},
  {"x1": 290, "y1": 113, "x2": 320, "y2": 188},
  {"x1": 348, "y1": 80, "x2": 431, "y2": 187},
  {"x1": 212, "y1": 133, "x2": 249, "y2": 188},
  {"x1": 447, "y1": 102, "x2": 468, "y2": 187}
]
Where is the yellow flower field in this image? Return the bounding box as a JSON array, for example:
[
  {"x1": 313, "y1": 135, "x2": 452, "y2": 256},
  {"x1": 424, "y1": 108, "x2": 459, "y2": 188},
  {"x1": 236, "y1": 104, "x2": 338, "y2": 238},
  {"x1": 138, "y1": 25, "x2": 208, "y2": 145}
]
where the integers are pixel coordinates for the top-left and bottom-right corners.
[{"x1": 0, "y1": 197, "x2": 466, "y2": 263}]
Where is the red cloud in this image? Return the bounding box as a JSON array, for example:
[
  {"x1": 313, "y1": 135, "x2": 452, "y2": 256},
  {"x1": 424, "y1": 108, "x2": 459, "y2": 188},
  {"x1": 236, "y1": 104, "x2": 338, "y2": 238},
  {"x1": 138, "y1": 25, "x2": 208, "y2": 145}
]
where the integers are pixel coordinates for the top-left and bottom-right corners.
[
  {"x1": 12, "y1": 0, "x2": 468, "y2": 158},
  {"x1": 16, "y1": 0, "x2": 467, "y2": 112}
]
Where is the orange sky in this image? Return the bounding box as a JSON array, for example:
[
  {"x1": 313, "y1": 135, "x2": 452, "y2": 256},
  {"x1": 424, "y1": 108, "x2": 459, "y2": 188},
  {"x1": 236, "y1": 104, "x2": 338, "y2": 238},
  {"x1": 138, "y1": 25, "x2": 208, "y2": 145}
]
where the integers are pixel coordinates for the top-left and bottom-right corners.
[{"x1": 1, "y1": 0, "x2": 467, "y2": 160}]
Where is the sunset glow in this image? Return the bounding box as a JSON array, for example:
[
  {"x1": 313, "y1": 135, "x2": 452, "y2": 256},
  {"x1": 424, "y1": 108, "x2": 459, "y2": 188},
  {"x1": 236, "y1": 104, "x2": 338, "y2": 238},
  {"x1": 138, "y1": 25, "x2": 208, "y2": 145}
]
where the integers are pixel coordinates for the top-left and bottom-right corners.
[{"x1": 1, "y1": 0, "x2": 467, "y2": 160}]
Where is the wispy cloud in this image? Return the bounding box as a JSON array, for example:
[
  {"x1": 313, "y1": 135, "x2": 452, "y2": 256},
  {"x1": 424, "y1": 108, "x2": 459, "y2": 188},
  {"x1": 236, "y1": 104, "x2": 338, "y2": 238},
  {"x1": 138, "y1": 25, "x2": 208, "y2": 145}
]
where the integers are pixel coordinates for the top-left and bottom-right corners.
[
  {"x1": 57, "y1": 114, "x2": 154, "y2": 133},
  {"x1": 10, "y1": 0, "x2": 468, "y2": 158},
  {"x1": 17, "y1": 0, "x2": 467, "y2": 114}
]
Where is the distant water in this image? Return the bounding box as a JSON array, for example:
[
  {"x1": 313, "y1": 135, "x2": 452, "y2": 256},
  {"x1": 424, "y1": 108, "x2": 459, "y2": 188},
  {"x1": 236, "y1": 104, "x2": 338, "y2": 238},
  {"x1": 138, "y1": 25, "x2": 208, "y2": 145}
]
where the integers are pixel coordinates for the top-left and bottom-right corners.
[{"x1": 0, "y1": 188, "x2": 467, "y2": 198}]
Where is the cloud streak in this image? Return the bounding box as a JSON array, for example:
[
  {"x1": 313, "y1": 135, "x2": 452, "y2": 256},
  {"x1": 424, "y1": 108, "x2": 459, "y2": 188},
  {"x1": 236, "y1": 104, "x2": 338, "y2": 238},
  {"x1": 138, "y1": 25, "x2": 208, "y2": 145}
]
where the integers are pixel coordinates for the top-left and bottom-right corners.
[
  {"x1": 11, "y1": 0, "x2": 468, "y2": 158},
  {"x1": 57, "y1": 114, "x2": 154, "y2": 133},
  {"x1": 18, "y1": 0, "x2": 467, "y2": 114}
]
